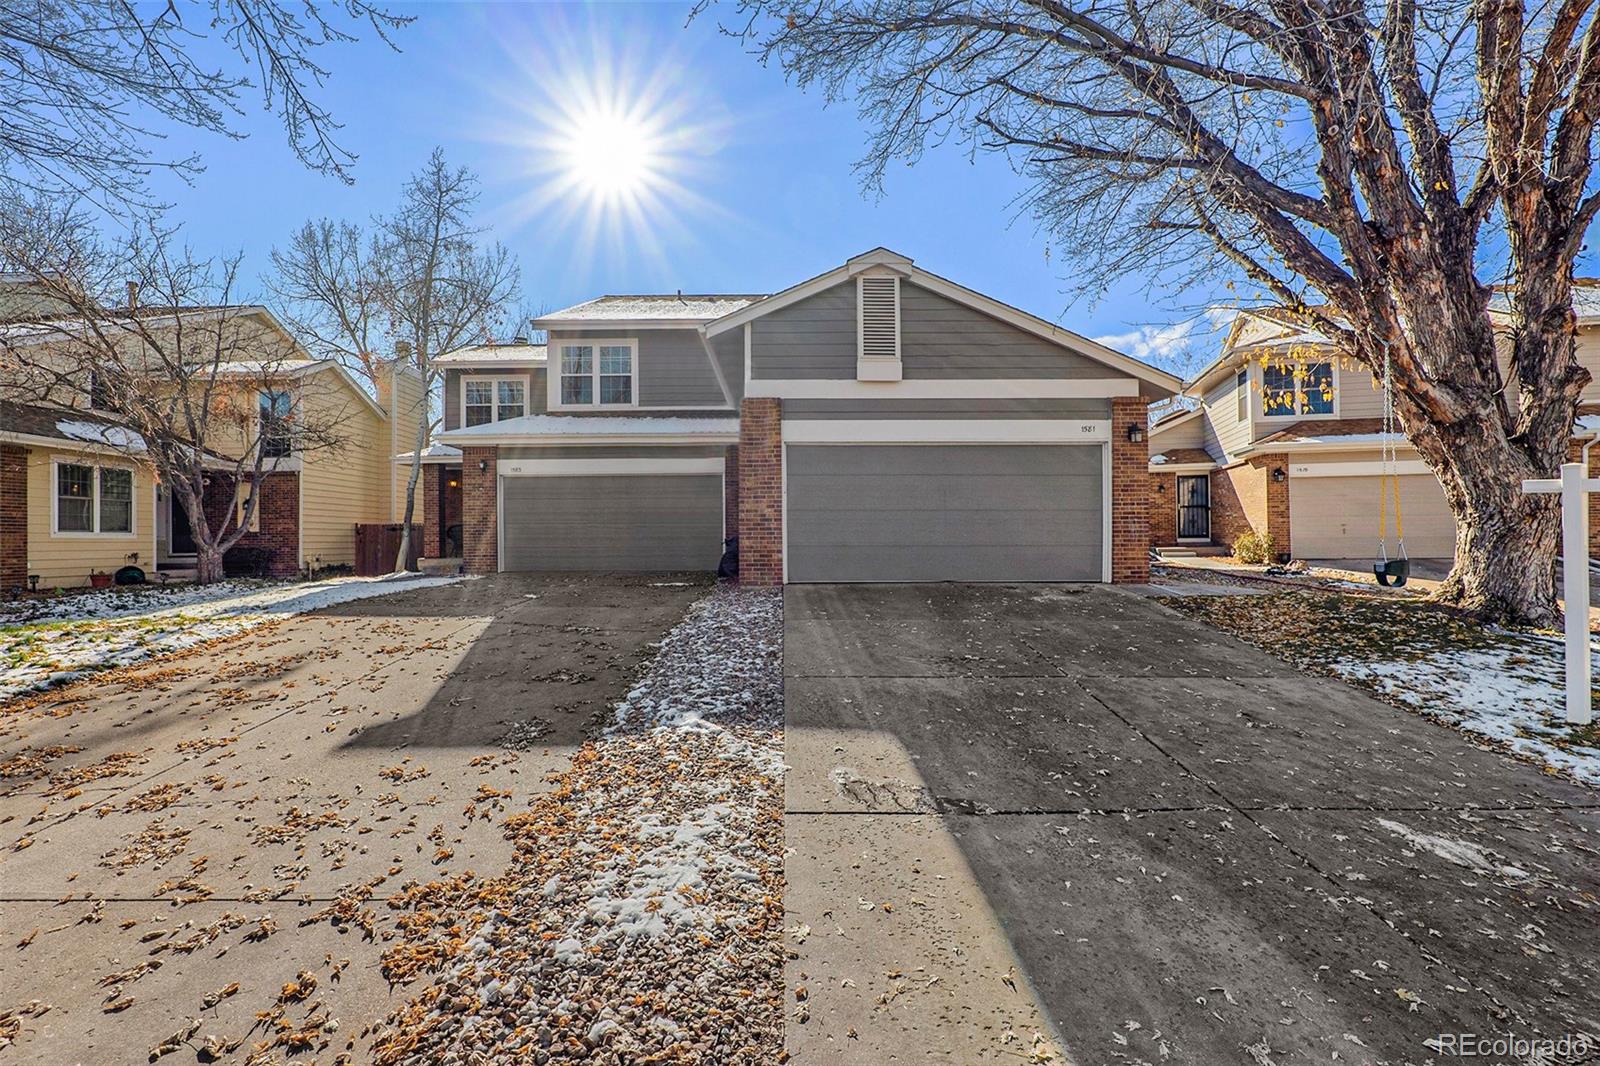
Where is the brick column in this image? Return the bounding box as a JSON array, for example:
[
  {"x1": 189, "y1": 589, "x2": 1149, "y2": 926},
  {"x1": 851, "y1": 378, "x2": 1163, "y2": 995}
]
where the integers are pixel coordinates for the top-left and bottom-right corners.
[
  {"x1": 723, "y1": 445, "x2": 740, "y2": 542},
  {"x1": 462, "y1": 446, "x2": 498, "y2": 574},
  {"x1": 1257, "y1": 452, "x2": 1292, "y2": 561},
  {"x1": 1110, "y1": 397, "x2": 1151, "y2": 583},
  {"x1": 1148, "y1": 472, "x2": 1177, "y2": 547},
  {"x1": 0, "y1": 445, "x2": 26, "y2": 591},
  {"x1": 422, "y1": 464, "x2": 442, "y2": 558},
  {"x1": 257, "y1": 472, "x2": 300, "y2": 577},
  {"x1": 738, "y1": 399, "x2": 782, "y2": 585}
]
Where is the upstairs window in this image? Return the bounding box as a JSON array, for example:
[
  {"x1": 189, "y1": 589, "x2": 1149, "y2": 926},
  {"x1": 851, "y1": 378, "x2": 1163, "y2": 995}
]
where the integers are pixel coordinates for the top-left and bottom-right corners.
[
  {"x1": 463, "y1": 378, "x2": 526, "y2": 427},
  {"x1": 1235, "y1": 368, "x2": 1248, "y2": 421},
  {"x1": 1262, "y1": 360, "x2": 1335, "y2": 417},
  {"x1": 260, "y1": 389, "x2": 293, "y2": 458},
  {"x1": 55, "y1": 463, "x2": 133, "y2": 535},
  {"x1": 558, "y1": 342, "x2": 635, "y2": 407}
]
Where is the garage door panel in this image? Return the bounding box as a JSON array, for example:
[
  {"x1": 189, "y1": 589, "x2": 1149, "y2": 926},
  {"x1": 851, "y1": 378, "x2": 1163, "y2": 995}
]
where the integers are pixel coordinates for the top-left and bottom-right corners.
[
  {"x1": 502, "y1": 474, "x2": 723, "y2": 572},
  {"x1": 789, "y1": 473, "x2": 1100, "y2": 512},
  {"x1": 1289, "y1": 474, "x2": 1456, "y2": 559},
  {"x1": 786, "y1": 443, "x2": 1103, "y2": 582}
]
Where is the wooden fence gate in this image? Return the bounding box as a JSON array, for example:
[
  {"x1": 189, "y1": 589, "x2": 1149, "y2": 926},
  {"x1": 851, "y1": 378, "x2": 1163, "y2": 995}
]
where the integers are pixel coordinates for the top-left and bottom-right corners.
[{"x1": 354, "y1": 524, "x2": 424, "y2": 576}]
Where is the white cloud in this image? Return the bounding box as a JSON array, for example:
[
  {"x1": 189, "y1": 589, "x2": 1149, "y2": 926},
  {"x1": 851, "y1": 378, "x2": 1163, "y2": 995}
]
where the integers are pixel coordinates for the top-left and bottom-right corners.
[{"x1": 1094, "y1": 320, "x2": 1197, "y2": 362}]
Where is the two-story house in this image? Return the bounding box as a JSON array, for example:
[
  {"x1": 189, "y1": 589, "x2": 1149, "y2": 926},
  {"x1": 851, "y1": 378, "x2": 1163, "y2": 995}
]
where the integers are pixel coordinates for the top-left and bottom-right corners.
[
  {"x1": 1149, "y1": 296, "x2": 1600, "y2": 563},
  {"x1": 425, "y1": 247, "x2": 1182, "y2": 584}
]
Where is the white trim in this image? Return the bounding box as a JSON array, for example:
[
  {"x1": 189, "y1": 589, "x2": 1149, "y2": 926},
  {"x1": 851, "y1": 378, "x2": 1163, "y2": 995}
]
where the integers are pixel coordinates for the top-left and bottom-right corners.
[
  {"x1": 699, "y1": 332, "x2": 734, "y2": 408},
  {"x1": 1101, "y1": 442, "x2": 1113, "y2": 582},
  {"x1": 50, "y1": 457, "x2": 138, "y2": 538},
  {"x1": 1257, "y1": 355, "x2": 1342, "y2": 421},
  {"x1": 780, "y1": 418, "x2": 1111, "y2": 444},
  {"x1": 1288, "y1": 459, "x2": 1433, "y2": 478},
  {"x1": 780, "y1": 438, "x2": 789, "y2": 585},
  {"x1": 746, "y1": 378, "x2": 1138, "y2": 400},
  {"x1": 743, "y1": 323, "x2": 752, "y2": 393},
  {"x1": 0, "y1": 429, "x2": 140, "y2": 455},
  {"x1": 497, "y1": 457, "x2": 724, "y2": 477},
  {"x1": 548, "y1": 338, "x2": 640, "y2": 411},
  {"x1": 537, "y1": 318, "x2": 727, "y2": 331},
  {"x1": 496, "y1": 473, "x2": 504, "y2": 573},
  {"x1": 460, "y1": 373, "x2": 532, "y2": 428},
  {"x1": 856, "y1": 272, "x2": 902, "y2": 381},
  {"x1": 1241, "y1": 436, "x2": 1410, "y2": 455},
  {"x1": 440, "y1": 429, "x2": 739, "y2": 447}
]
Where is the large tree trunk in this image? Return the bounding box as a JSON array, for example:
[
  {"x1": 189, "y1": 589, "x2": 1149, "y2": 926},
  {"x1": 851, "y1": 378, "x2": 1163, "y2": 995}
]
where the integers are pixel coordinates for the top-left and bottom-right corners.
[{"x1": 196, "y1": 544, "x2": 225, "y2": 585}]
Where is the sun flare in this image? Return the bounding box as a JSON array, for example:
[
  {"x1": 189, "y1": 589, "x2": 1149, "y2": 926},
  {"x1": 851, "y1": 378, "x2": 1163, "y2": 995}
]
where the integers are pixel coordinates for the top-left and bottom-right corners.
[{"x1": 559, "y1": 106, "x2": 662, "y2": 201}]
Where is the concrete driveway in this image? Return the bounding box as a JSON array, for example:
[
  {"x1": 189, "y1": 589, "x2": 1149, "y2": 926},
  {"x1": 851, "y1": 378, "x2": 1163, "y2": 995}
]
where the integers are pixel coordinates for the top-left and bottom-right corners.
[
  {"x1": 784, "y1": 584, "x2": 1600, "y2": 1064},
  {"x1": 0, "y1": 573, "x2": 710, "y2": 1063}
]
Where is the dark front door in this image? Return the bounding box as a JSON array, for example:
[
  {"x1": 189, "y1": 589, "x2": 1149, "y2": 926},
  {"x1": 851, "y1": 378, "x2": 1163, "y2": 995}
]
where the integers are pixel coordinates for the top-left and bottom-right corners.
[
  {"x1": 170, "y1": 492, "x2": 196, "y2": 555},
  {"x1": 1177, "y1": 475, "x2": 1211, "y2": 540}
]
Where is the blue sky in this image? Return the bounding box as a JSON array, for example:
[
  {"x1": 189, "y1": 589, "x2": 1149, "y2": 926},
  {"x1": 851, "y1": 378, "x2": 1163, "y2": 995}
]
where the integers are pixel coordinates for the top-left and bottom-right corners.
[{"x1": 145, "y1": 2, "x2": 1233, "y2": 371}]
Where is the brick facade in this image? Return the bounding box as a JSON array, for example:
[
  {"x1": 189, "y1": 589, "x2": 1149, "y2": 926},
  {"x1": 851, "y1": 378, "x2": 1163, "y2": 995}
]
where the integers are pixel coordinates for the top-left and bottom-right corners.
[
  {"x1": 461, "y1": 447, "x2": 498, "y2": 575},
  {"x1": 1110, "y1": 397, "x2": 1152, "y2": 583},
  {"x1": 1, "y1": 445, "x2": 26, "y2": 591},
  {"x1": 1148, "y1": 472, "x2": 1178, "y2": 547},
  {"x1": 1258, "y1": 453, "x2": 1292, "y2": 561},
  {"x1": 422, "y1": 464, "x2": 442, "y2": 558},
  {"x1": 737, "y1": 399, "x2": 782, "y2": 585},
  {"x1": 1208, "y1": 456, "x2": 1291, "y2": 559},
  {"x1": 723, "y1": 445, "x2": 740, "y2": 543},
  {"x1": 247, "y1": 472, "x2": 300, "y2": 577}
]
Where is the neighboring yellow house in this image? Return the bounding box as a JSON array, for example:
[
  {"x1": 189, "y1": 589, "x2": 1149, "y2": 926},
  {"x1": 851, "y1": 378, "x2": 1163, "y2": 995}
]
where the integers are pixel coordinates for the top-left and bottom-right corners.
[{"x1": 0, "y1": 298, "x2": 424, "y2": 589}]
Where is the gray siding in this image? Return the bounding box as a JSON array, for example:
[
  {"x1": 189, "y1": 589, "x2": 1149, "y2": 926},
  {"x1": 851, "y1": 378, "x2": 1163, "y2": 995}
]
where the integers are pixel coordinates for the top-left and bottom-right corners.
[
  {"x1": 501, "y1": 474, "x2": 724, "y2": 571},
  {"x1": 710, "y1": 331, "x2": 745, "y2": 403},
  {"x1": 749, "y1": 282, "x2": 857, "y2": 380},
  {"x1": 786, "y1": 444, "x2": 1104, "y2": 582},
  {"x1": 442, "y1": 366, "x2": 545, "y2": 431},
  {"x1": 782, "y1": 398, "x2": 1110, "y2": 420},
  {"x1": 900, "y1": 283, "x2": 1115, "y2": 379},
  {"x1": 550, "y1": 329, "x2": 728, "y2": 409}
]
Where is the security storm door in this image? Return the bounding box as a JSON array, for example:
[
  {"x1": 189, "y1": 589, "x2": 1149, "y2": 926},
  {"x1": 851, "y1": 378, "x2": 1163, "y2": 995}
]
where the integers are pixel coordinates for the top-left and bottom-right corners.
[{"x1": 1176, "y1": 475, "x2": 1210, "y2": 540}]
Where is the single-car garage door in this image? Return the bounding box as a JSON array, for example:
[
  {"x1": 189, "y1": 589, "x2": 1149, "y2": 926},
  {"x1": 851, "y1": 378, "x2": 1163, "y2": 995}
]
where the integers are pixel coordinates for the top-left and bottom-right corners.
[
  {"x1": 501, "y1": 474, "x2": 723, "y2": 571},
  {"x1": 1289, "y1": 474, "x2": 1457, "y2": 559},
  {"x1": 785, "y1": 444, "x2": 1103, "y2": 582}
]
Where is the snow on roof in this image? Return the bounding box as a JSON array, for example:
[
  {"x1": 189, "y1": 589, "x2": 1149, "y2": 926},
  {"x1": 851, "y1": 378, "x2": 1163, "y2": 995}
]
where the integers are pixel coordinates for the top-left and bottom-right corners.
[
  {"x1": 394, "y1": 442, "x2": 463, "y2": 462},
  {"x1": 441, "y1": 414, "x2": 739, "y2": 439},
  {"x1": 539, "y1": 294, "x2": 766, "y2": 322},
  {"x1": 56, "y1": 419, "x2": 145, "y2": 451},
  {"x1": 435, "y1": 343, "x2": 547, "y2": 365}
]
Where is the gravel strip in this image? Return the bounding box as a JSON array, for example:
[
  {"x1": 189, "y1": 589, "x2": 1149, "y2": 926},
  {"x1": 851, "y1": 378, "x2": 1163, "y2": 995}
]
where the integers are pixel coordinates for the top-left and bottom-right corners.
[{"x1": 371, "y1": 584, "x2": 784, "y2": 1065}]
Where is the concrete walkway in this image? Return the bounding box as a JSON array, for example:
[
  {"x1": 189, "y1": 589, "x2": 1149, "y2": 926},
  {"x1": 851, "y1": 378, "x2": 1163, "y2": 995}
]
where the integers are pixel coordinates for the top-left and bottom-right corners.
[
  {"x1": 0, "y1": 574, "x2": 710, "y2": 1064},
  {"x1": 784, "y1": 584, "x2": 1600, "y2": 1064}
]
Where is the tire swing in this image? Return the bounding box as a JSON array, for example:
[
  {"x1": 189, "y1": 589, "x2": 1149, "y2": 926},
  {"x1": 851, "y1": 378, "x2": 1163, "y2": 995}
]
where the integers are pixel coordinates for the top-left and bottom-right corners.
[{"x1": 1374, "y1": 346, "x2": 1409, "y2": 588}]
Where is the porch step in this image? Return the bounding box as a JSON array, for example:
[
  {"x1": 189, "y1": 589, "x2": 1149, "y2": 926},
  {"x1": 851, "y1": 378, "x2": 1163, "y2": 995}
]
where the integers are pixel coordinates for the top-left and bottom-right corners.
[
  {"x1": 1155, "y1": 545, "x2": 1230, "y2": 559},
  {"x1": 150, "y1": 568, "x2": 197, "y2": 584}
]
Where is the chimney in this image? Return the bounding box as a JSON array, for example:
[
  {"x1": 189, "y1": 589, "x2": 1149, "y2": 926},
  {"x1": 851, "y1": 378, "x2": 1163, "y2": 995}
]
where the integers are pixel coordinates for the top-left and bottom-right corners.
[
  {"x1": 396, "y1": 339, "x2": 413, "y2": 364},
  {"x1": 125, "y1": 281, "x2": 139, "y2": 309}
]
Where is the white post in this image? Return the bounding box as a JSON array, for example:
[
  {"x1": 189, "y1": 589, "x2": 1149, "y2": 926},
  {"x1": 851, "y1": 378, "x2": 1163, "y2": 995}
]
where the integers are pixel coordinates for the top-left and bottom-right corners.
[
  {"x1": 1561, "y1": 462, "x2": 1592, "y2": 725},
  {"x1": 1523, "y1": 462, "x2": 1596, "y2": 725}
]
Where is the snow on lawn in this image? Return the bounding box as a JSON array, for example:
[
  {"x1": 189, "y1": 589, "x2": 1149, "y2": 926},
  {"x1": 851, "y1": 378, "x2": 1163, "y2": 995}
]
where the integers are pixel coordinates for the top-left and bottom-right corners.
[
  {"x1": 1163, "y1": 590, "x2": 1600, "y2": 788},
  {"x1": 1, "y1": 573, "x2": 464, "y2": 702}
]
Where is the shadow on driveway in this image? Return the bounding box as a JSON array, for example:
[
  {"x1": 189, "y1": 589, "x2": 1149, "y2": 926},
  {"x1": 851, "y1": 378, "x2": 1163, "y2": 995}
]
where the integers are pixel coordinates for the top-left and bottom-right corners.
[{"x1": 784, "y1": 583, "x2": 1600, "y2": 1064}]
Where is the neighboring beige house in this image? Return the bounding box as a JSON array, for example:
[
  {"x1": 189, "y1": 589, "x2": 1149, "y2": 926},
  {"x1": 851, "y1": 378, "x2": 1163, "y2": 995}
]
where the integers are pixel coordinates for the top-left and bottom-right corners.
[
  {"x1": 1150, "y1": 291, "x2": 1600, "y2": 562},
  {"x1": 0, "y1": 290, "x2": 423, "y2": 589}
]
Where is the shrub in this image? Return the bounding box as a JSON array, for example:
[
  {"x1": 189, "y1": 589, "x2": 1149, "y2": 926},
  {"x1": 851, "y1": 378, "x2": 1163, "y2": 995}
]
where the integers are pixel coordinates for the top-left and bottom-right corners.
[
  {"x1": 223, "y1": 546, "x2": 273, "y2": 578},
  {"x1": 1232, "y1": 531, "x2": 1275, "y2": 565}
]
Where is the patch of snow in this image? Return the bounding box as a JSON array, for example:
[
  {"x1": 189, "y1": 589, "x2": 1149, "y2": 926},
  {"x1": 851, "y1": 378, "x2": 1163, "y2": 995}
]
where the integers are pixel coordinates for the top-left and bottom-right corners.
[
  {"x1": 1284, "y1": 432, "x2": 1404, "y2": 445},
  {"x1": 1376, "y1": 818, "x2": 1530, "y2": 879},
  {"x1": 54, "y1": 419, "x2": 145, "y2": 451},
  {"x1": 0, "y1": 573, "x2": 465, "y2": 702},
  {"x1": 1149, "y1": 454, "x2": 1169, "y2": 464}
]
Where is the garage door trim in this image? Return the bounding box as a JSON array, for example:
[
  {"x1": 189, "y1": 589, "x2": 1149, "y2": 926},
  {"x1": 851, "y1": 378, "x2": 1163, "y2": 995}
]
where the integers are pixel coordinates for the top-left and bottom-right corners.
[
  {"x1": 496, "y1": 457, "x2": 725, "y2": 573},
  {"x1": 781, "y1": 439, "x2": 1111, "y2": 583}
]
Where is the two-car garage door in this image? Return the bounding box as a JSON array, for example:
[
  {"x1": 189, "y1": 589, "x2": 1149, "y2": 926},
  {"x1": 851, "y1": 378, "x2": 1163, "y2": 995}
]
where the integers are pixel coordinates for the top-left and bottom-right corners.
[{"x1": 785, "y1": 444, "x2": 1105, "y2": 582}]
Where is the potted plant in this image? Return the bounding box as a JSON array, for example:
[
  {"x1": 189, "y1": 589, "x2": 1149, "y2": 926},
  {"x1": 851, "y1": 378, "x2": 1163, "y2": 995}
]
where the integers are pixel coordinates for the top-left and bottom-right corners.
[{"x1": 88, "y1": 569, "x2": 113, "y2": 589}]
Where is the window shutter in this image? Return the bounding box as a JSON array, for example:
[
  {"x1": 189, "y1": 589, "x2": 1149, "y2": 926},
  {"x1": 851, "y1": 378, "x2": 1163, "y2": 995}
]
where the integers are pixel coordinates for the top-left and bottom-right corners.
[{"x1": 857, "y1": 275, "x2": 902, "y2": 380}]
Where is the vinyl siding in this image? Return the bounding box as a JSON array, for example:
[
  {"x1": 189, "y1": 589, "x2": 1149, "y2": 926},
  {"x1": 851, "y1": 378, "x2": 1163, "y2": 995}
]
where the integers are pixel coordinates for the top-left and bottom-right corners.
[
  {"x1": 1150, "y1": 411, "x2": 1206, "y2": 450},
  {"x1": 443, "y1": 367, "x2": 546, "y2": 432},
  {"x1": 26, "y1": 446, "x2": 156, "y2": 588},
  {"x1": 1577, "y1": 328, "x2": 1600, "y2": 403},
  {"x1": 780, "y1": 398, "x2": 1110, "y2": 419},
  {"x1": 1202, "y1": 366, "x2": 1252, "y2": 460},
  {"x1": 899, "y1": 283, "x2": 1114, "y2": 379},
  {"x1": 548, "y1": 329, "x2": 727, "y2": 409},
  {"x1": 710, "y1": 331, "x2": 745, "y2": 403},
  {"x1": 749, "y1": 282, "x2": 857, "y2": 380},
  {"x1": 297, "y1": 373, "x2": 392, "y2": 569},
  {"x1": 386, "y1": 368, "x2": 427, "y2": 521}
]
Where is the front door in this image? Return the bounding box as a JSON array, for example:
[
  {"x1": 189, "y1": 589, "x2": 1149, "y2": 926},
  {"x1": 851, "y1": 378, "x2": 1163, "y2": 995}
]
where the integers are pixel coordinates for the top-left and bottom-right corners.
[
  {"x1": 169, "y1": 491, "x2": 196, "y2": 555},
  {"x1": 1177, "y1": 475, "x2": 1211, "y2": 540}
]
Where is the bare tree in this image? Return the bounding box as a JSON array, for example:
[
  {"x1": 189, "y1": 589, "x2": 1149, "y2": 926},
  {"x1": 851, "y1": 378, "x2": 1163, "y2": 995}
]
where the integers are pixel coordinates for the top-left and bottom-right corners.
[
  {"x1": 0, "y1": 205, "x2": 350, "y2": 583},
  {"x1": 272, "y1": 149, "x2": 520, "y2": 571},
  {"x1": 709, "y1": 0, "x2": 1600, "y2": 625},
  {"x1": 0, "y1": 0, "x2": 410, "y2": 210}
]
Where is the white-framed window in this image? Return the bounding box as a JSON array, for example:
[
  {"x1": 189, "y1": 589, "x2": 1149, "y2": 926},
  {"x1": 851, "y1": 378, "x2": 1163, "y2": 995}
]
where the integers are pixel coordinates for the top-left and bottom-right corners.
[
  {"x1": 259, "y1": 389, "x2": 294, "y2": 458},
  {"x1": 1261, "y1": 359, "x2": 1336, "y2": 417},
  {"x1": 556, "y1": 340, "x2": 636, "y2": 408},
  {"x1": 54, "y1": 461, "x2": 135, "y2": 536},
  {"x1": 1235, "y1": 367, "x2": 1248, "y2": 421},
  {"x1": 462, "y1": 376, "x2": 528, "y2": 427}
]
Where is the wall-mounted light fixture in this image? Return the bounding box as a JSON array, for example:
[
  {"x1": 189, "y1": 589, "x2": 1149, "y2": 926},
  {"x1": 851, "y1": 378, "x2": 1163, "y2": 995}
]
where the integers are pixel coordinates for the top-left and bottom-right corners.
[
  {"x1": 1127, "y1": 423, "x2": 1146, "y2": 443},
  {"x1": 448, "y1": 478, "x2": 459, "y2": 489},
  {"x1": 1154, "y1": 481, "x2": 1165, "y2": 494},
  {"x1": 477, "y1": 458, "x2": 488, "y2": 474},
  {"x1": 1271, "y1": 467, "x2": 1287, "y2": 483}
]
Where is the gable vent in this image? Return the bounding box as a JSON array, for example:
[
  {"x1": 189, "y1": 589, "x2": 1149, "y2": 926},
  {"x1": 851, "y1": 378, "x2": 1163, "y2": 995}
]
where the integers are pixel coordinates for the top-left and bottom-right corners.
[{"x1": 857, "y1": 274, "x2": 902, "y2": 381}]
